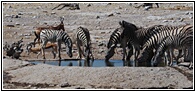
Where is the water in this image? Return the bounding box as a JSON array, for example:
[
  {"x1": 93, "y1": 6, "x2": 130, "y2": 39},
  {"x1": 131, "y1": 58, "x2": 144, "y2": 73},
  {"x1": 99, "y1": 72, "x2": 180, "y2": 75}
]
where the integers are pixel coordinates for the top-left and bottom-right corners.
[
  {"x1": 28, "y1": 59, "x2": 176, "y2": 67},
  {"x1": 29, "y1": 60, "x2": 126, "y2": 67}
]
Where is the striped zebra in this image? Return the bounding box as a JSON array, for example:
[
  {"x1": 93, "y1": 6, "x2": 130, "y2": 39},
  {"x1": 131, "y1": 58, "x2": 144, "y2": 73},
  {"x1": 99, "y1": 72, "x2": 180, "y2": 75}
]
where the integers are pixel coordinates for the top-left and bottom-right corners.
[
  {"x1": 40, "y1": 29, "x2": 73, "y2": 66},
  {"x1": 126, "y1": 25, "x2": 164, "y2": 66},
  {"x1": 105, "y1": 20, "x2": 139, "y2": 66},
  {"x1": 76, "y1": 26, "x2": 94, "y2": 67},
  {"x1": 152, "y1": 32, "x2": 193, "y2": 68},
  {"x1": 118, "y1": 20, "x2": 139, "y2": 66},
  {"x1": 119, "y1": 21, "x2": 165, "y2": 66},
  {"x1": 105, "y1": 27, "x2": 123, "y2": 66},
  {"x1": 138, "y1": 24, "x2": 193, "y2": 66}
]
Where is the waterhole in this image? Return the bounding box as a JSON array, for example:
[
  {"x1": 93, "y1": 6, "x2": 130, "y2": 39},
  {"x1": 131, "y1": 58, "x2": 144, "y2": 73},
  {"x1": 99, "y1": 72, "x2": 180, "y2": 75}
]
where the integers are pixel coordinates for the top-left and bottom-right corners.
[{"x1": 27, "y1": 59, "x2": 174, "y2": 67}]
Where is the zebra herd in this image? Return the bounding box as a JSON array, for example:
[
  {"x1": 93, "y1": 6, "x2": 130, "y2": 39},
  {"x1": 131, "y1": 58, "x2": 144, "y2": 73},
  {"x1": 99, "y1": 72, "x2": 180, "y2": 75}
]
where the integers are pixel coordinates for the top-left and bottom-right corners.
[
  {"x1": 4, "y1": 17, "x2": 192, "y2": 68},
  {"x1": 36, "y1": 20, "x2": 193, "y2": 68},
  {"x1": 105, "y1": 20, "x2": 193, "y2": 68}
]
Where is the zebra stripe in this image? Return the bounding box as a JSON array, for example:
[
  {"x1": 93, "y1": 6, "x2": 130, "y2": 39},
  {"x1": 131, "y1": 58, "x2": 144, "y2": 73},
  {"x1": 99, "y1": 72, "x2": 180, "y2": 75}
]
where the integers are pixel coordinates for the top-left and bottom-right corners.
[
  {"x1": 126, "y1": 25, "x2": 165, "y2": 66},
  {"x1": 137, "y1": 25, "x2": 192, "y2": 66},
  {"x1": 76, "y1": 26, "x2": 94, "y2": 66},
  {"x1": 107, "y1": 27, "x2": 122, "y2": 49},
  {"x1": 143, "y1": 25, "x2": 192, "y2": 49},
  {"x1": 40, "y1": 29, "x2": 72, "y2": 66},
  {"x1": 152, "y1": 32, "x2": 193, "y2": 67}
]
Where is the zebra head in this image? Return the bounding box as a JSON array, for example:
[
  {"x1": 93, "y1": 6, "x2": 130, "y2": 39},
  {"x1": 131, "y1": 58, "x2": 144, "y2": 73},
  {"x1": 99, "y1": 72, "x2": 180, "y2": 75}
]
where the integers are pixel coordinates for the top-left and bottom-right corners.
[
  {"x1": 137, "y1": 47, "x2": 154, "y2": 66},
  {"x1": 119, "y1": 20, "x2": 138, "y2": 30},
  {"x1": 65, "y1": 38, "x2": 73, "y2": 58},
  {"x1": 105, "y1": 44, "x2": 116, "y2": 61}
]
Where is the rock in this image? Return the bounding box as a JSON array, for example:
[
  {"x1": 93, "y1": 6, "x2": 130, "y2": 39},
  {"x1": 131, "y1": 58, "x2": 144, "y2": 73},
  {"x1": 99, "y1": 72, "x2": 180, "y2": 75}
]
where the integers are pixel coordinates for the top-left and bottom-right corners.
[
  {"x1": 98, "y1": 49, "x2": 104, "y2": 53},
  {"x1": 8, "y1": 5, "x2": 12, "y2": 8},
  {"x1": 107, "y1": 3, "x2": 112, "y2": 5},
  {"x1": 178, "y1": 18, "x2": 184, "y2": 22},
  {"x1": 100, "y1": 32, "x2": 105, "y2": 34},
  {"x1": 107, "y1": 13, "x2": 114, "y2": 17},
  {"x1": 6, "y1": 25, "x2": 15, "y2": 27},
  {"x1": 118, "y1": 6, "x2": 122, "y2": 9},
  {"x1": 18, "y1": 12, "x2": 23, "y2": 15},
  {"x1": 115, "y1": 12, "x2": 121, "y2": 14},
  {"x1": 96, "y1": 16, "x2": 100, "y2": 19},
  {"x1": 51, "y1": 12, "x2": 56, "y2": 15},
  {"x1": 59, "y1": 82, "x2": 70, "y2": 87},
  {"x1": 33, "y1": 16, "x2": 37, "y2": 18},
  {"x1": 163, "y1": 20, "x2": 168, "y2": 22},
  {"x1": 98, "y1": 42, "x2": 104, "y2": 46},
  {"x1": 87, "y1": 4, "x2": 91, "y2": 7},
  {"x1": 5, "y1": 14, "x2": 11, "y2": 17},
  {"x1": 144, "y1": 6, "x2": 151, "y2": 10},
  {"x1": 15, "y1": 23, "x2": 20, "y2": 25},
  {"x1": 15, "y1": 15, "x2": 20, "y2": 18}
]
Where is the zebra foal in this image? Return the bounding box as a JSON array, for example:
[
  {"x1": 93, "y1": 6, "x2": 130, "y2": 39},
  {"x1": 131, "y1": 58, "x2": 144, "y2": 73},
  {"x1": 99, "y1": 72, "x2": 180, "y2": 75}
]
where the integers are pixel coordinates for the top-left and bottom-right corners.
[
  {"x1": 40, "y1": 29, "x2": 73, "y2": 66},
  {"x1": 76, "y1": 26, "x2": 94, "y2": 67}
]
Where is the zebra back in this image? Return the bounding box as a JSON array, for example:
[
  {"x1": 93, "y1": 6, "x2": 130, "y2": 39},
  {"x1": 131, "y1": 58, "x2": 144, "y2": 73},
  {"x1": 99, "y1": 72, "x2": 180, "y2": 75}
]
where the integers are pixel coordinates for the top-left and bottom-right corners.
[
  {"x1": 153, "y1": 32, "x2": 193, "y2": 64},
  {"x1": 157, "y1": 32, "x2": 193, "y2": 53},
  {"x1": 40, "y1": 29, "x2": 70, "y2": 43},
  {"x1": 143, "y1": 24, "x2": 192, "y2": 49},
  {"x1": 107, "y1": 27, "x2": 123, "y2": 49},
  {"x1": 76, "y1": 26, "x2": 91, "y2": 48}
]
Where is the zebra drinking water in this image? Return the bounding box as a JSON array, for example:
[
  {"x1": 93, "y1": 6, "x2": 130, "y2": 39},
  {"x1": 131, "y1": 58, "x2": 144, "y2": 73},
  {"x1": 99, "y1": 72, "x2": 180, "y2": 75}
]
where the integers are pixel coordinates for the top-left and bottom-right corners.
[
  {"x1": 40, "y1": 29, "x2": 73, "y2": 66},
  {"x1": 152, "y1": 32, "x2": 193, "y2": 68},
  {"x1": 138, "y1": 24, "x2": 193, "y2": 66},
  {"x1": 76, "y1": 26, "x2": 94, "y2": 67}
]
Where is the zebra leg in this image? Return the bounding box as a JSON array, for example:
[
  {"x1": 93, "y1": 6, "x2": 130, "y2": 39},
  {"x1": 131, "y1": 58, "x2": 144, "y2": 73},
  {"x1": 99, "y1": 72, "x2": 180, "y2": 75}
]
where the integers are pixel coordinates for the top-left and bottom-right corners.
[
  {"x1": 168, "y1": 48, "x2": 173, "y2": 66},
  {"x1": 126, "y1": 45, "x2": 133, "y2": 66},
  {"x1": 57, "y1": 41, "x2": 61, "y2": 66},
  {"x1": 90, "y1": 52, "x2": 94, "y2": 67},
  {"x1": 105, "y1": 45, "x2": 115, "y2": 67},
  {"x1": 76, "y1": 41, "x2": 83, "y2": 66},
  {"x1": 76, "y1": 42, "x2": 82, "y2": 59},
  {"x1": 57, "y1": 42, "x2": 61, "y2": 60},
  {"x1": 176, "y1": 49, "x2": 183, "y2": 64},
  {"x1": 187, "y1": 46, "x2": 193, "y2": 69},
  {"x1": 164, "y1": 52, "x2": 169, "y2": 66},
  {"x1": 121, "y1": 39, "x2": 127, "y2": 66}
]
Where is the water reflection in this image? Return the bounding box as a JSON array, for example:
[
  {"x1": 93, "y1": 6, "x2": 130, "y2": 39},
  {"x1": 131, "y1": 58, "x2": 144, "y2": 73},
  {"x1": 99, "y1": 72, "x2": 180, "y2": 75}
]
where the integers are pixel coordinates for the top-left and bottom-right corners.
[
  {"x1": 30, "y1": 60, "x2": 124, "y2": 67},
  {"x1": 29, "y1": 59, "x2": 177, "y2": 67}
]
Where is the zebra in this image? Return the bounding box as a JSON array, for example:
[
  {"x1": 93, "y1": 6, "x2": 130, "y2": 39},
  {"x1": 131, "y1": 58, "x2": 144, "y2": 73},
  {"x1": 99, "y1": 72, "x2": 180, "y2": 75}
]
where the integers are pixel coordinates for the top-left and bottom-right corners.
[
  {"x1": 119, "y1": 21, "x2": 166, "y2": 66},
  {"x1": 152, "y1": 32, "x2": 193, "y2": 68},
  {"x1": 118, "y1": 20, "x2": 139, "y2": 66},
  {"x1": 34, "y1": 17, "x2": 65, "y2": 46},
  {"x1": 105, "y1": 20, "x2": 139, "y2": 66},
  {"x1": 40, "y1": 29, "x2": 73, "y2": 66},
  {"x1": 138, "y1": 24, "x2": 193, "y2": 66},
  {"x1": 105, "y1": 27, "x2": 123, "y2": 66},
  {"x1": 126, "y1": 25, "x2": 165, "y2": 66},
  {"x1": 76, "y1": 26, "x2": 94, "y2": 67}
]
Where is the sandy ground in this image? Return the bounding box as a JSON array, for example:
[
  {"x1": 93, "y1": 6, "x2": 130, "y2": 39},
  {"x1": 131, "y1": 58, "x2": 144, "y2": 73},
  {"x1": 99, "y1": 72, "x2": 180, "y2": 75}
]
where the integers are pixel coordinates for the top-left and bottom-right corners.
[
  {"x1": 2, "y1": 2, "x2": 194, "y2": 89},
  {"x1": 3, "y1": 58, "x2": 193, "y2": 89}
]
